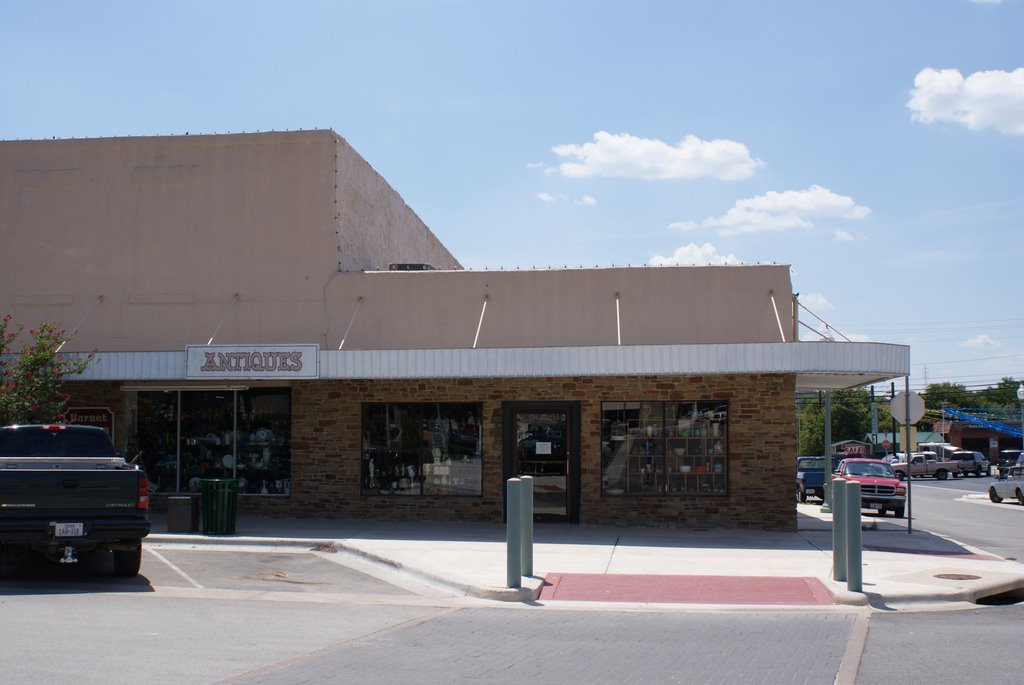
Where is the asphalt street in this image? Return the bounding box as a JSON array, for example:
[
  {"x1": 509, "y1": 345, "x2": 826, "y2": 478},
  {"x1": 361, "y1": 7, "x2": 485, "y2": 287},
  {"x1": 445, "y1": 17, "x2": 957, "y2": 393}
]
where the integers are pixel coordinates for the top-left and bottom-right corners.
[
  {"x1": 1, "y1": 480, "x2": 1022, "y2": 684},
  {"x1": 235, "y1": 608, "x2": 857, "y2": 685},
  {"x1": 902, "y1": 476, "x2": 1024, "y2": 562}
]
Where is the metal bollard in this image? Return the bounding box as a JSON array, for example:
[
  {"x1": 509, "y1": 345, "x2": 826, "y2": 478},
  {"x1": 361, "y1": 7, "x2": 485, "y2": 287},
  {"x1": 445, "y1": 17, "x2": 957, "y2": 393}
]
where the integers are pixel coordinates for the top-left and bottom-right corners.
[
  {"x1": 832, "y1": 477, "x2": 847, "y2": 582},
  {"x1": 844, "y1": 480, "x2": 863, "y2": 593},
  {"x1": 506, "y1": 478, "x2": 522, "y2": 589},
  {"x1": 520, "y1": 475, "x2": 534, "y2": 577}
]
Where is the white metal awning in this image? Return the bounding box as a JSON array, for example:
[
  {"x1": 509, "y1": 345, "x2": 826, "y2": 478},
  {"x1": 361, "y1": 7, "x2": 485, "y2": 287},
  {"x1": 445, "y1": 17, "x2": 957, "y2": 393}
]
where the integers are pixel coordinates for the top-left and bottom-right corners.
[{"x1": 71, "y1": 341, "x2": 908, "y2": 391}]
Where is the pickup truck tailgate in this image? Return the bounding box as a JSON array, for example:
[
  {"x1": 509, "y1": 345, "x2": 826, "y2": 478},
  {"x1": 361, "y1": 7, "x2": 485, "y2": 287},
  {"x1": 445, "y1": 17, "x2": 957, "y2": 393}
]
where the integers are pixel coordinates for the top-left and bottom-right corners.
[{"x1": 0, "y1": 469, "x2": 142, "y2": 514}]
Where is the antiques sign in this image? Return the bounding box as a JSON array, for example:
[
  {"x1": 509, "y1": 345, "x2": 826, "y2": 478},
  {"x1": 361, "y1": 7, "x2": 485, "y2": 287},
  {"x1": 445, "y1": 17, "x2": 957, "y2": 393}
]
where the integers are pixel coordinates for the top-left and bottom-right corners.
[{"x1": 186, "y1": 344, "x2": 320, "y2": 379}]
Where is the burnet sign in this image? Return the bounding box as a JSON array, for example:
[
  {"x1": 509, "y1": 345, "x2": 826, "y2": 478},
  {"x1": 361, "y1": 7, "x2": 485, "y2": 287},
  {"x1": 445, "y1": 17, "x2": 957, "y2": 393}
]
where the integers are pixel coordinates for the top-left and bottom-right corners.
[{"x1": 185, "y1": 344, "x2": 320, "y2": 379}]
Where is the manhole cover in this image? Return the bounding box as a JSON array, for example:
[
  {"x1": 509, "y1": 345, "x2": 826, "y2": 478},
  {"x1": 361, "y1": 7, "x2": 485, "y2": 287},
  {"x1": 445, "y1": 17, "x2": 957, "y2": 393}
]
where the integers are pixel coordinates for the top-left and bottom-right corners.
[{"x1": 934, "y1": 573, "x2": 981, "y2": 581}]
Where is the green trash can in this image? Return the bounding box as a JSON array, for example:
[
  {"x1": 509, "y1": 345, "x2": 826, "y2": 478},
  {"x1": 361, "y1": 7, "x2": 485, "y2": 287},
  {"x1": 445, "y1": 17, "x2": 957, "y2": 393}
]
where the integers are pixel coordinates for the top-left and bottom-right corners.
[{"x1": 200, "y1": 478, "x2": 238, "y2": 535}]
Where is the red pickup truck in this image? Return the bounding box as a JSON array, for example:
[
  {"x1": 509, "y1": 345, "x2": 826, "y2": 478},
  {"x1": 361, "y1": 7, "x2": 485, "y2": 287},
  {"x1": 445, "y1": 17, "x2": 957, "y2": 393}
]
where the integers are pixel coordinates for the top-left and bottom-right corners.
[{"x1": 834, "y1": 458, "x2": 906, "y2": 518}]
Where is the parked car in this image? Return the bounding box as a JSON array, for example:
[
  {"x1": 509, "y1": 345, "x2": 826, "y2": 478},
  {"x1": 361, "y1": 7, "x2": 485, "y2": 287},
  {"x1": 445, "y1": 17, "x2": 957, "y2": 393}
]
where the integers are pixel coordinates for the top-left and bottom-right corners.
[
  {"x1": 998, "y1": 449, "x2": 1022, "y2": 467},
  {"x1": 0, "y1": 424, "x2": 150, "y2": 575},
  {"x1": 889, "y1": 452, "x2": 960, "y2": 480},
  {"x1": 834, "y1": 458, "x2": 906, "y2": 518},
  {"x1": 796, "y1": 456, "x2": 826, "y2": 503},
  {"x1": 950, "y1": 450, "x2": 989, "y2": 477},
  {"x1": 996, "y1": 449, "x2": 1023, "y2": 478},
  {"x1": 988, "y1": 466, "x2": 1024, "y2": 505}
]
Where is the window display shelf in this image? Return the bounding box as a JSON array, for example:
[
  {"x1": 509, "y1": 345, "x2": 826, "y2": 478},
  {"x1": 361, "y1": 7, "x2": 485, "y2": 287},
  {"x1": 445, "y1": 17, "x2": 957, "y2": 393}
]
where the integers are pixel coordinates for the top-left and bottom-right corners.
[{"x1": 601, "y1": 404, "x2": 729, "y2": 497}]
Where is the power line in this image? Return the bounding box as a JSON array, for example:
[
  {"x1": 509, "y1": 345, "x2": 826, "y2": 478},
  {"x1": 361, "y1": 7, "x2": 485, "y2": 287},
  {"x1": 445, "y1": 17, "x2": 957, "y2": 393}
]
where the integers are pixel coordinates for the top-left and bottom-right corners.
[
  {"x1": 912, "y1": 351, "x2": 1024, "y2": 366},
  {"x1": 833, "y1": 317, "x2": 1024, "y2": 330}
]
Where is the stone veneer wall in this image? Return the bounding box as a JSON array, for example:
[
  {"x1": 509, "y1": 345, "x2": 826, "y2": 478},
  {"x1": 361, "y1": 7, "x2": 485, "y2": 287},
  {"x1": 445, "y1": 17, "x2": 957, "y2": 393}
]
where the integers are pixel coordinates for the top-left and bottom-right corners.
[
  {"x1": 62, "y1": 381, "x2": 125, "y2": 446},
  {"x1": 65, "y1": 374, "x2": 797, "y2": 529}
]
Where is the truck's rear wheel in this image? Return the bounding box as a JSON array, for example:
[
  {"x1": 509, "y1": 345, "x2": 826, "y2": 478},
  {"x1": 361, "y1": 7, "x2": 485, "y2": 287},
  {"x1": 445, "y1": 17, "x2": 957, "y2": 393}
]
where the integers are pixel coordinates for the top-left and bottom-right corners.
[
  {"x1": 935, "y1": 470, "x2": 948, "y2": 480},
  {"x1": 113, "y1": 544, "x2": 142, "y2": 577},
  {"x1": 894, "y1": 471, "x2": 906, "y2": 481},
  {"x1": 989, "y1": 487, "x2": 1003, "y2": 504},
  {"x1": 1016, "y1": 488, "x2": 1024, "y2": 505}
]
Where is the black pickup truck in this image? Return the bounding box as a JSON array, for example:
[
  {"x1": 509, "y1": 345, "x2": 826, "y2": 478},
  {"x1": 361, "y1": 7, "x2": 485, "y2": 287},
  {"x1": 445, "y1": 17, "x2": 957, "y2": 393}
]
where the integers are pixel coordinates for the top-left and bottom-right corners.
[{"x1": 0, "y1": 424, "x2": 150, "y2": 576}]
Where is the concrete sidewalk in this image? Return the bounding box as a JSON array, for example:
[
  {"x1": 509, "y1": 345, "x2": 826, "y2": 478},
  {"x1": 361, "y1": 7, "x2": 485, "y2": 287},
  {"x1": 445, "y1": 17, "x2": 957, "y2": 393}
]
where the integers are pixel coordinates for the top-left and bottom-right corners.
[{"x1": 145, "y1": 503, "x2": 1024, "y2": 609}]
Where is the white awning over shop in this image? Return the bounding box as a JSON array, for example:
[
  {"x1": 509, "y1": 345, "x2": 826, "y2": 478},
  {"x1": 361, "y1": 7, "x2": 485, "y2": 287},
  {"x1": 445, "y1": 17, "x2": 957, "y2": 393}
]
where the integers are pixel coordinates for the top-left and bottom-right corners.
[{"x1": 74, "y1": 341, "x2": 908, "y2": 391}]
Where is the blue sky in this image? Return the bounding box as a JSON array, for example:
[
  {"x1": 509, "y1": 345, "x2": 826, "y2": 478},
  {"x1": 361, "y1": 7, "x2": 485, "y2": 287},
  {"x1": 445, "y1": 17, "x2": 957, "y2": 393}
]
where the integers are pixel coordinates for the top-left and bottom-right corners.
[{"x1": 2, "y1": 0, "x2": 1022, "y2": 395}]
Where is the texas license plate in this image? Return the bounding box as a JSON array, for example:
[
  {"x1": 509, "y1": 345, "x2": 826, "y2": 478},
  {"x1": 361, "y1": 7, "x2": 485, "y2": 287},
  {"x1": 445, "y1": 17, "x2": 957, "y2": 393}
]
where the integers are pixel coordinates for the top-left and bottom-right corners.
[
  {"x1": 867, "y1": 502, "x2": 884, "y2": 509},
  {"x1": 53, "y1": 522, "x2": 84, "y2": 537}
]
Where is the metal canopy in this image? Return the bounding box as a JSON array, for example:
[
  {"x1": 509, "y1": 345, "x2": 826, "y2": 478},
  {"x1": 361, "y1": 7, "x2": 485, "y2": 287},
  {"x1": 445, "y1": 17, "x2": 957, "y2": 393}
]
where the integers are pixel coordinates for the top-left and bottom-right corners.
[{"x1": 73, "y1": 341, "x2": 908, "y2": 391}]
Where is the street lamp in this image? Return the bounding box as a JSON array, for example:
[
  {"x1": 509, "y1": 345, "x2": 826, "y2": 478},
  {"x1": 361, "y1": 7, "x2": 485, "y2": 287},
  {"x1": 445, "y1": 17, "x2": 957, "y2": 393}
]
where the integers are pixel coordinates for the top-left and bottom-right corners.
[
  {"x1": 1011, "y1": 382, "x2": 1024, "y2": 479},
  {"x1": 1017, "y1": 382, "x2": 1024, "y2": 461}
]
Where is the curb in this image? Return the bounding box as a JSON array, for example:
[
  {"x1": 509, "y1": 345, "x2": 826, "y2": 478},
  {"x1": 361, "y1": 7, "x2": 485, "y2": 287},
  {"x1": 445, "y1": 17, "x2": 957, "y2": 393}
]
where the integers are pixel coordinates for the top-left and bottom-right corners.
[
  {"x1": 820, "y1": 579, "x2": 870, "y2": 606},
  {"x1": 148, "y1": 533, "x2": 332, "y2": 548},
  {"x1": 148, "y1": 532, "x2": 545, "y2": 602},
  {"x1": 333, "y1": 538, "x2": 544, "y2": 602}
]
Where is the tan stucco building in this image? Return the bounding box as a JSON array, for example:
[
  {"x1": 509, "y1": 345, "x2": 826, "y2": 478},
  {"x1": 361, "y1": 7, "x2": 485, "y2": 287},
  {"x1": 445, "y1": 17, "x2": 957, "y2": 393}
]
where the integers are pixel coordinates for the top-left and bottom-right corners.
[{"x1": 0, "y1": 130, "x2": 908, "y2": 529}]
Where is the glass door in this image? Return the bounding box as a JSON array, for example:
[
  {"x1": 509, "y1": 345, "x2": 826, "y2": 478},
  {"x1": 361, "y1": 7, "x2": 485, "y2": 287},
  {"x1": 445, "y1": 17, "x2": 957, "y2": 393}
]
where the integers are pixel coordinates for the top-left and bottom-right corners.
[{"x1": 503, "y1": 402, "x2": 580, "y2": 522}]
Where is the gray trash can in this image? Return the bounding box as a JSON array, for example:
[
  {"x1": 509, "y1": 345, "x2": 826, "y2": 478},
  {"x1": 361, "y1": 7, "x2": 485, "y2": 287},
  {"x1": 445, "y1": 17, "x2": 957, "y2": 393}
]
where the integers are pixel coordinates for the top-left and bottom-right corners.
[{"x1": 167, "y1": 496, "x2": 200, "y2": 533}]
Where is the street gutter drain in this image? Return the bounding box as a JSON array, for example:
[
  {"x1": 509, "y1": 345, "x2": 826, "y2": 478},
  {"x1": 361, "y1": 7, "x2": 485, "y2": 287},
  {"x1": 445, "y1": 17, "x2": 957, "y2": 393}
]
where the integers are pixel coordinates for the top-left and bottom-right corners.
[{"x1": 934, "y1": 573, "x2": 981, "y2": 581}]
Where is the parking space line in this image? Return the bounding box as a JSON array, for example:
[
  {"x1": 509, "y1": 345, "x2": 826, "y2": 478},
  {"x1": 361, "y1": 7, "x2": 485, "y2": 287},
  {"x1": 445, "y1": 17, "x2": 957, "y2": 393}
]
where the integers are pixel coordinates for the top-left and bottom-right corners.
[{"x1": 147, "y1": 547, "x2": 205, "y2": 589}]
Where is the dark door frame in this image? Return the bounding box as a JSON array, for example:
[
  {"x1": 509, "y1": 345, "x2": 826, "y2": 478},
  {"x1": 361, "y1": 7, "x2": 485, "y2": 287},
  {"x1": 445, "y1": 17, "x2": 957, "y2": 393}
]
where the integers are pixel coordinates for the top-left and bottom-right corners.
[{"x1": 501, "y1": 400, "x2": 581, "y2": 524}]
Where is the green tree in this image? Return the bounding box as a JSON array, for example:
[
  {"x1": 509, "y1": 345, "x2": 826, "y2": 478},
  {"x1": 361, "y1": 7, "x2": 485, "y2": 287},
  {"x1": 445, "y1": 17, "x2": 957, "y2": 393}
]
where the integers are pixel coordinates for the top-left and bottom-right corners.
[
  {"x1": 798, "y1": 388, "x2": 896, "y2": 455},
  {"x1": 976, "y1": 377, "x2": 1021, "y2": 409},
  {"x1": 798, "y1": 400, "x2": 824, "y2": 455},
  {"x1": 0, "y1": 316, "x2": 95, "y2": 425},
  {"x1": 922, "y1": 382, "x2": 970, "y2": 410}
]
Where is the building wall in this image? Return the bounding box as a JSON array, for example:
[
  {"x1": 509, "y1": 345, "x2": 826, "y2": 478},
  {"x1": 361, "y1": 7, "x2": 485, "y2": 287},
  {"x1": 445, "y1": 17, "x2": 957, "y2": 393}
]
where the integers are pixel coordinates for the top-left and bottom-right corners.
[
  {"x1": 324, "y1": 265, "x2": 795, "y2": 350},
  {"x1": 0, "y1": 130, "x2": 460, "y2": 353},
  {"x1": 67, "y1": 373, "x2": 796, "y2": 530},
  {"x1": 334, "y1": 138, "x2": 457, "y2": 272}
]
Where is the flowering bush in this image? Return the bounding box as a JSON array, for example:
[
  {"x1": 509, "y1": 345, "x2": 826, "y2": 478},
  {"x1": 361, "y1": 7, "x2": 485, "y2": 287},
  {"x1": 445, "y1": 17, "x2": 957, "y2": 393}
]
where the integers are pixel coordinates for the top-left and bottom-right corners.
[{"x1": 0, "y1": 315, "x2": 96, "y2": 425}]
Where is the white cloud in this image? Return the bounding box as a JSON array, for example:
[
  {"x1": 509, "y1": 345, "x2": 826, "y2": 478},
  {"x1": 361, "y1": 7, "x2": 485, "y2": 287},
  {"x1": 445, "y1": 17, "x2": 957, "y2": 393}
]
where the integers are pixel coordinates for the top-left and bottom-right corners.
[
  {"x1": 551, "y1": 131, "x2": 763, "y2": 181},
  {"x1": 668, "y1": 220, "x2": 700, "y2": 232},
  {"x1": 968, "y1": 0, "x2": 1002, "y2": 4},
  {"x1": 649, "y1": 242, "x2": 741, "y2": 266},
  {"x1": 907, "y1": 67, "x2": 1024, "y2": 135},
  {"x1": 800, "y1": 293, "x2": 834, "y2": 312},
  {"x1": 834, "y1": 229, "x2": 856, "y2": 241},
  {"x1": 961, "y1": 334, "x2": 1001, "y2": 348},
  {"x1": 536, "y1": 192, "x2": 597, "y2": 206},
  {"x1": 677, "y1": 185, "x2": 871, "y2": 237},
  {"x1": 526, "y1": 161, "x2": 546, "y2": 169}
]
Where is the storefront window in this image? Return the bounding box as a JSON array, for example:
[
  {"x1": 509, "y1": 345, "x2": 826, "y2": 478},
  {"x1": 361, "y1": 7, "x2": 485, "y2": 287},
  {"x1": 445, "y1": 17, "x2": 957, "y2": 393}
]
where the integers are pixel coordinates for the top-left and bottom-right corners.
[
  {"x1": 362, "y1": 403, "x2": 482, "y2": 496},
  {"x1": 601, "y1": 401, "x2": 727, "y2": 496},
  {"x1": 125, "y1": 388, "x2": 291, "y2": 495}
]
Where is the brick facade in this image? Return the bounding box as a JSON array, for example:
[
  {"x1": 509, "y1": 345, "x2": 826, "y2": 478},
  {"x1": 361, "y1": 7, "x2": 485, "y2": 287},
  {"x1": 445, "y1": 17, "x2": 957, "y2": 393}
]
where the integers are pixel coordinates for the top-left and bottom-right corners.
[{"x1": 66, "y1": 373, "x2": 797, "y2": 530}]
